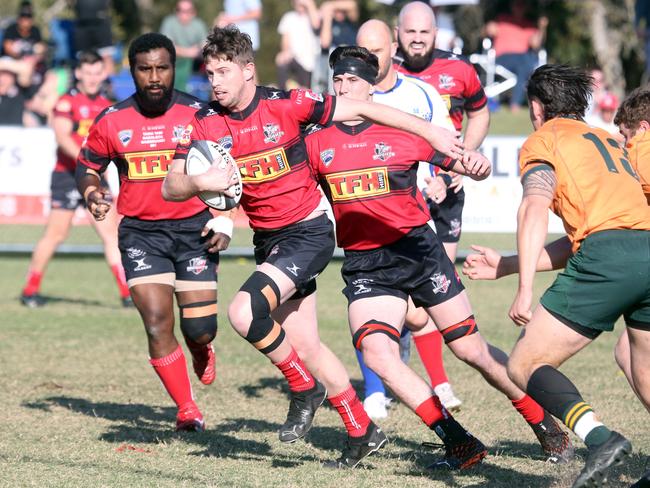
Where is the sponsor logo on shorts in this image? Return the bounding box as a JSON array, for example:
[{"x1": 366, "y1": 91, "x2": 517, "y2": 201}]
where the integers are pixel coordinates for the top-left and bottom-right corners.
[
  {"x1": 187, "y1": 256, "x2": 208, "y2": 275},
  {"x1": 431, "y1": 272, "x2": 450, "y2": 294},
  {"x1": 352, "y1": 278, "x2": 373, "y2": 295},
  {"x1": 449, "y1": 219, "x2": 461, "y2": 238},
  {"x1": 372, "y1": 142, "x2": 395, "y2": 162},
  {"x1": 269, "y1": 245, "x2": 280, "y2": 256},
  {"x1": 286, "y1": 262, "x2": 301, "y2": 276},
  {"x1": 326, "y1": 167, "x2": 390, "y2": 202},
  {"x1": 66, "y1": 188, "x2": 81, "y2": 206},
  {"x1": 320, "y1": 149, "x2": 334, "y2": 167},
  {"x1": 125, "y1": 150, "x2": 176, "y2": 180},
  {"x1": 118, "y1": 129, "x2": 133, "y2": 147},
  {"x1": 263, "y1": 123, "x2": 284, "y2": 144},
  {"x1": 237, "y1": 147, "x2": 290, "y2": 183},
  {"x1": 132, "y1": 257, "x2": 152, "y2": 272}
]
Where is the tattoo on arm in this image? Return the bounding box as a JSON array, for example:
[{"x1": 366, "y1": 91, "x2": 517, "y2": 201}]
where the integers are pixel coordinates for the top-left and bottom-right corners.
[{"x1": 522, "y1": 163, "x2": 557, "y2": 199}]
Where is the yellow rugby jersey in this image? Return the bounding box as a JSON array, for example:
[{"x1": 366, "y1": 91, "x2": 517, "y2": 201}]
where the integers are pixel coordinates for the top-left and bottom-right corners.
[
  {"x1": 519, "y1": 117, "x2": 650, "y2": 252},
  {"x1": 625, "y1": 130, "x2": 650, "y2": 202}
]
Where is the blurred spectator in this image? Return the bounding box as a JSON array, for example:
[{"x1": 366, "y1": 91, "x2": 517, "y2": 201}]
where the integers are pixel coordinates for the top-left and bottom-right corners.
[
  {"x1": 586, "y1": 68, "x2": 607, "y2": 117},
  {"x1": 215, "y1": 0, "x2": 262, "y2": 53},
  {"x1": 636, "y1": 0, "x2": 650, "y2": 83},
  {"x1": 73, "y1": 0, "x2": 116, "y2": 75},
  {"x1": 586, "y1": 92, "x2": 624, "y2": 142},
  {"x1": 160, "y1": 0, "x2": 208, "y2": 92},
  {"x1": 484, "y1": 0, "x2": 548, "y2": 112},
  {"x1": 313, "y1": 0, "x2": 359, "y2": 92},
  {"x1": 276, "y1": 0, "x2": 320, "y2": 90},
  {"x1": 0, "y1": 68, "x2": 28, "y2": 126},
  {"x1": 0, "y1": 1, "x2": 47, "y2": 92},
  {"x1": 433, "y1": 6, "x2": 459, "y2": 52}
]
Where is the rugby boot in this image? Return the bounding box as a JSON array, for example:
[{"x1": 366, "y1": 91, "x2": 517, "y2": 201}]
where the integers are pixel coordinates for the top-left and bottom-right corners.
[
  {"x1": 176, "y1": 402, "x2": 205, "y2": 432},
  {"x1": 530, "y1": 411, "x2": 575, "y2": 463},
  {"x1": 278, "y1": 380, "x2": 327, "y2": 443},
  {"x1": 20, "y1": 293, "x2": 45, "y2": 308},
  {"x1": 571, "y1": 431, "x2": 631, "y2": 488},
  {"x1": 631, "y1": 470, "x2": 650, "y2": 488},
  {"x1": 192, "y1": 343, "x2": 216, "y2": 385},
  {"x1": 428, "y1": 433, "x2": 487, "y2": 470},
  {"x1": 323, "y1": 422, "x2": 388, "y2": 468}
]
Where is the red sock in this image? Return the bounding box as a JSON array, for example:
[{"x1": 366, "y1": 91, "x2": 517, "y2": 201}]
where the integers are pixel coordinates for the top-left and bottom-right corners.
[
  {"x1": 415, "y1": 395, "x2": 449, "y2": 427},
  {"x1": 23, "y1": 269, "x2": 43, "y2": 296},
  {"x1": 149, "y1": 345, "x2": 194, "y2": 408},
  {"x1": 413, "y1": 330, "x2": 449, "y2": 387},
  {"x1": 274, "y1": 349, "x2": 315, "y2": 392},
  {"x1": 328, "y1": 385, "x2": 371, "y2": 437},
  {"x1": 512, "y1": 394, "x2": 545, "y2": 424},
  {"x1": 110, "y1": 264, "x2": 130, "y2": 298}
]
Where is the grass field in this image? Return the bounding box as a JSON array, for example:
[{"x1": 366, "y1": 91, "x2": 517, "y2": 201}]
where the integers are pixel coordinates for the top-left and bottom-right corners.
[{"x1": 1, "y1": 227, "x2": 648, "y2": 487}]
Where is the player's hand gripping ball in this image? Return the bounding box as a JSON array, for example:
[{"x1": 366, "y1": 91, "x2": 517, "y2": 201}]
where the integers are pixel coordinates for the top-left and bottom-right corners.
[{"x1": 185, "y1": 140, "x2": 242, "y2": 210}]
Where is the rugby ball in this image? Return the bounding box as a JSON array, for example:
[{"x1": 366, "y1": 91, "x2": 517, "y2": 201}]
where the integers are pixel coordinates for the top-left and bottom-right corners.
[{"x1": 185, "y1": 140, "x2": 242, "y2": 211}]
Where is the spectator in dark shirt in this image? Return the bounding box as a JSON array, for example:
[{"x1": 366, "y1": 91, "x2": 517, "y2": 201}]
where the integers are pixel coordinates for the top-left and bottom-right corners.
[
  {"x1": 0, "y1": 68, "x2": 27, "y2": 126},
  {"x1": 73, "y1": 0, "x2": 116, "y2": 74}
]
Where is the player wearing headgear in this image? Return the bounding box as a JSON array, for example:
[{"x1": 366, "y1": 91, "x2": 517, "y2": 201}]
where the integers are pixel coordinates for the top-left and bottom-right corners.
[
  {"x1": 76, "y1": 33, "x2": 228, "y2": 432},
  {"x1": 163, "y1": 25, "x2": 465, "y2": 467},
  {"x1": 20, "y1": 50, "x2": 131, "y2": 308},
  {"x1": 354, "y1": 18, "x2": 462, "y2": 418},
  {"x1": 304, "y1": 45, "x2": 574, "y2": 470}
]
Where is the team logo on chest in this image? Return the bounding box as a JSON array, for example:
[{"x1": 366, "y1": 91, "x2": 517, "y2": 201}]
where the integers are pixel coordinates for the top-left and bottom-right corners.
[
  {"x1": 217, "y1": 135, "x2": 233, "y2": 150},
  {"x1": 118, "y1": 129, "x2": 133, "y2": 147},
  {"x1": 79, "y1": 105, "x2": 90, "y2": 118},
  {"x1": 263, "y1": 123, "x2": 284, "y2": 144},
  {"x1": 438, "y1": 74, "x2": 456, "y2": 90},
  {"x1": 326, "y1": 167, "x2": 390, "y2": 201},
  {"x1": 320, "y1": 149, "x2": 335, "y2": 167},
  {"x1": 172, "y1": 125, "x2": 186, "y2": 142},
  {"x1": 372, "y1": 142, "x2": 395, "y2": 162}
]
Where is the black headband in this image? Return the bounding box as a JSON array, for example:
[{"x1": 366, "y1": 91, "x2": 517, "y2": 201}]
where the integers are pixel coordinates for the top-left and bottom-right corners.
[{"x1": 332, "y1": 57, "x2": 377, "y2": 84}]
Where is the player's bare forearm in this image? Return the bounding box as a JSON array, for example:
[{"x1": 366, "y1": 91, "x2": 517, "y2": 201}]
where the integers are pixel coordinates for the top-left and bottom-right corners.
[
  {"x1": 516, "y1": 196, "x2": 550, "y2": 292},
  {"x1": 162, "y1": 171, "x2": 201, "y2": 201},
  {"x1": 333, "y1": 98, "x2": 464, "y2": 160},
  {"x1": 464, "y1": 106, "x2": 490, "y2": 151}
]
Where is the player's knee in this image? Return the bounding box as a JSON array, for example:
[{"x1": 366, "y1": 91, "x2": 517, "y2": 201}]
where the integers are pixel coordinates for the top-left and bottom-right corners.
[
  {"x1": 405, "y1": 306, "x2": 429, "y2": 331},
  {"x1": 227, "y1": 293, "x2": 252, "y2": 334},
  {"x1": 354, "y1": 320, "x2": 401, "y2": 374},
  {"x1": 506, "y1": 353, "x2": 530, "y2": 389},
  {"x1": 179, "y1": 301, "x2": 218, "y2": 344},
  {"x1": 142, "y1": 309, "x2": 174, "y2": 341}
]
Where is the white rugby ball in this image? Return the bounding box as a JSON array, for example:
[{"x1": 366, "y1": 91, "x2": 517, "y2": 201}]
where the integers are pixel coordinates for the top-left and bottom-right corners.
[{"x1": 185, "y1": 140, "x2": 242, "y2": 211}]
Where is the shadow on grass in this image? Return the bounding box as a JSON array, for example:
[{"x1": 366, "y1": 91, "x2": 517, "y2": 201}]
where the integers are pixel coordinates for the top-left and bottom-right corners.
[{"x1": 18, "y1": 294, "x2": 111, "y2": 308}]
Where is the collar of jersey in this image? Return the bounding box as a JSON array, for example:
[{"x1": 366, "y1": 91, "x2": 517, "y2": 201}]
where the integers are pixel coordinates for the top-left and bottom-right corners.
[
  {"x1": 225, "y1": 86, "x2": 262, "y2": 120},
  {"x1": 334, "y1": 120, "x2": 373, "y2": 134},
  {"x1": 374, "y1": 75, "x2": 403, "y2": 95}
]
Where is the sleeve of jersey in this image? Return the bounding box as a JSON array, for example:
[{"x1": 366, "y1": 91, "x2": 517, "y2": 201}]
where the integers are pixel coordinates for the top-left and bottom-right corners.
[
  {"x1": 52, "y1": 95, "x2": 73, "y2": 120},
  {"x1": 290, "y1": 89, "x2": 337, "y2": 127},
  {"x1": 519, "y1": 132, "x2": 555, "y2": 180},
  {"x1": 77, "y1": 116, "x2": 112, "y2": 172},
  {"x1": 416, "y1": 135, "x2": 454, "y2": 170},
  {"x1": 173, "y1": 116, "x2": 207, "y2": 162},
  {"x1": 463, "y1": 66, "x2": 488, "y2": 112}
]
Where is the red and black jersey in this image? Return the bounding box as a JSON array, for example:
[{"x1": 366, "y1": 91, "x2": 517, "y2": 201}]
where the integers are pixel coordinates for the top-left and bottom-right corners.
[
  {"x1": 174, "y1": 86, "x2": 336, "y2": 231},
  {"x1": 395, "y1": 49, "x2": 487, "y2": 131},
  {"x1": 53, "y1": 88, "x2": 111, "y2": 172},
  {"x1": 305, "y1": 121, "x2": 453, "y2": 250},
  {"x1": 78, "y1": 90, "x2": 205, "y2": 220}
]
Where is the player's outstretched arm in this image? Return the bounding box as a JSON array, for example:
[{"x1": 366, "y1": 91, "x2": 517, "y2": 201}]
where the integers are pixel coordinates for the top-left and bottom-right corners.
[
  {"x1": 462, "y1": 236, "x2": 572, "y2": 281},
  {"x1": 162, "y1": 157, "x2": 236, "y2": 201},
  {"x1": 332, "y1": 97, "x2": 465, "y2": 161}
]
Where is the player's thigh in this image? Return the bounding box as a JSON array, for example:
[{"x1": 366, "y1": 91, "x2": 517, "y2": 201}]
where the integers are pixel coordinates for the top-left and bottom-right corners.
[
  {"x1": 130, "y1": 282, "x2": 176, "y2": 329},
  {"x1": 172, "y1": 213, "x2": 219, "y2": 293},
  {"x1": 274, "y1": 292, "x2": 321, "y2": 350},
  {"x1": 42, "y1": 208, "x2": 75, "y2": 240},
  {"x1": 509, "y1": 305, "x2": 592, "y2": 374}
]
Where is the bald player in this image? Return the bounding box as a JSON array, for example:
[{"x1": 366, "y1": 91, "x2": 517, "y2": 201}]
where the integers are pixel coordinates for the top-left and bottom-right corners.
[
  {"x1": 355, "y1": 19, "x2": 463, "y2": 417},
  {"x1": 395, "y1": 1, "x2": 490, "y2": 262}
]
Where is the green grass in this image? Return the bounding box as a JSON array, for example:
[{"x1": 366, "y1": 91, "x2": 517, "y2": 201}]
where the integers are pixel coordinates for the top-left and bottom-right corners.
[{"x1": 1, "y1": 232, "x2": 648, "y2": 487}]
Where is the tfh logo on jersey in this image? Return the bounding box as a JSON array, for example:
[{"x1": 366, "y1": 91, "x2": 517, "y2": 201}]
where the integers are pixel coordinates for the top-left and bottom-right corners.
[
  {"x1": 326, "y1": 167, "x2": 390, "y2": 202},
  {"x1": 186, "y1": 257, "x2": 208, "y2": 275},
  {"x1": 237, "y1": 147, "x2": 290, "y2": 183},
  {"x1": 119, "y1": 130, "x2": 133, "y2": 147},
  {"x1": 372, "y1": 142, "x2": 395, "y2": 162},
  {"x1": 431, "y1": 272, "x2": 451, "y2": 294},
  {"x1": 126, "y1": 150, "x2": 176, "y2": 180},
  {"x1": 320, "y1": 149, "x2": 335, "y2": 167},
  {"x1": 438, "y1": 74, "x2": 456, "y2": 90},
  {"x1": 263, "y1": 123, "x2": 284, "y2": 144}
]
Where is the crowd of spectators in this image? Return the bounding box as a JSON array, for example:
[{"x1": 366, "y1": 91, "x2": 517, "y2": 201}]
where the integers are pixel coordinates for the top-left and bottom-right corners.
[{"x1": 0, "y1": 0, "x2": 637, "y2": 128}]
